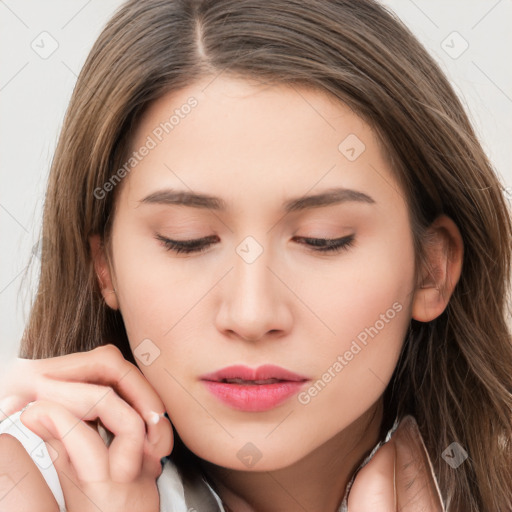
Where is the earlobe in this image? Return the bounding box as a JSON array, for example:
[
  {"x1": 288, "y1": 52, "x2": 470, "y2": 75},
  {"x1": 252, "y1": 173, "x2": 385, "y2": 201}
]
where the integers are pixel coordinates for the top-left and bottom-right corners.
[
  {"x1": 89, "y1": 234, "x2": 119, "y2": 310},
  {"x1": 411, "y1": 215, "x2": 463, "y2": 323}
]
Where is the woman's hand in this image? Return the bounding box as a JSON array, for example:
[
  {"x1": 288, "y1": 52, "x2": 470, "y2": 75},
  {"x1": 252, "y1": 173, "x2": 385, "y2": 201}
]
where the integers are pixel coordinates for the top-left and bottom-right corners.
[
  {"x1": 0, "y1": 344, "x2": 174, "y2": 512},
  {"x1": 347, "y1": 415, "x2": 445, "y2": 511}
]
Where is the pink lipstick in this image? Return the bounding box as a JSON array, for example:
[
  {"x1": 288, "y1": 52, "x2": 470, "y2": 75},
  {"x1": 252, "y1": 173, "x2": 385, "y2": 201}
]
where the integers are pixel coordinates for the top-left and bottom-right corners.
[{"x1": 200, "y1": 365, "x2": 309, "y2": 412}]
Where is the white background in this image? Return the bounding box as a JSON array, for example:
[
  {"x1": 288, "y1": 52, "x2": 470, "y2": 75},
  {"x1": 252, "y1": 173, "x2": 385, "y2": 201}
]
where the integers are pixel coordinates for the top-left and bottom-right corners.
[{"x1": 1, "y1": 0, "x2": 511, "y2": 364}]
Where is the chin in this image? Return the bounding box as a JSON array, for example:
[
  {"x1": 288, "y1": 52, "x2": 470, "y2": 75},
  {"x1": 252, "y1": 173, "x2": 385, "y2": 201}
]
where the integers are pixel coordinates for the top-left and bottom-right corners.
[
  {"x1": 203, "y1": 450, "x2": 303, "y2": 472},
  {"x1": 177, "y1": 429, "x2": 312, "y2": 473}
]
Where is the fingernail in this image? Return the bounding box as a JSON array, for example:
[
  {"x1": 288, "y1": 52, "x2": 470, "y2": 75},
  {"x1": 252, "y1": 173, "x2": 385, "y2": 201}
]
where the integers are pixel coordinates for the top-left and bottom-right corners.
[
  {"x1": 147, "y1": 411, "x2": 167, "y2": 445},
  {"x1": 401, "y1": 414, "x2": 418, "y2": 429},
  {"x1": 148, "y1": 411, "x2": 165, "y2": 425},
  {"x1": 21, "y1": 401, "x2": 36, "y2": 412}
]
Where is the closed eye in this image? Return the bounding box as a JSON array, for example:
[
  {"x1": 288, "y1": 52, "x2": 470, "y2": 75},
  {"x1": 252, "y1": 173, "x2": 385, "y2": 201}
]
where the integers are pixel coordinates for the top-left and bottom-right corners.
[
  {"x1": 155, "y1": 234, "x2": 219, "y2": 254},
  {"x1": 155, "y1": 234, "x2": 355, "y2": 255},
  {"x1": 292, "y1": 234, "x2": 355, "y2": 253}
]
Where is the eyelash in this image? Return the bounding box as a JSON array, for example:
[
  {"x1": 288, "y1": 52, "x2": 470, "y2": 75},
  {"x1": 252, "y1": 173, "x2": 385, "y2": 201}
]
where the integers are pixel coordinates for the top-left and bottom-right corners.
[{"x1": 155, "y1": 234, "x2": 355, "y2": 255}]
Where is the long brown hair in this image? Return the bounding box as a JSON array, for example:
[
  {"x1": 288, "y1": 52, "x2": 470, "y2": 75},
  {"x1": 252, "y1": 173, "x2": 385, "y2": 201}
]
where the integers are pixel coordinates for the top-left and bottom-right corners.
[{"x1": 21, "y1": 0, "x2": 512, "y2": 509}]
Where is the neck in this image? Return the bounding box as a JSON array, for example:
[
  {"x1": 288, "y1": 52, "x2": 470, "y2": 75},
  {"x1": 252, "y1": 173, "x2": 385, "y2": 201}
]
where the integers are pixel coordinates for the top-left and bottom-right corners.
[{"x1": 199, "y1": 401, "x2": 384, "y2": 512}]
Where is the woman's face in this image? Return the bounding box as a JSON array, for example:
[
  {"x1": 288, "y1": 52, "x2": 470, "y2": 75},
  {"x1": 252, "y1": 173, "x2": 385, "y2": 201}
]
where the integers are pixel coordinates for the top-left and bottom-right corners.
[{"x1": 102, "y1": 76, "x2": 417, "y2": 470}]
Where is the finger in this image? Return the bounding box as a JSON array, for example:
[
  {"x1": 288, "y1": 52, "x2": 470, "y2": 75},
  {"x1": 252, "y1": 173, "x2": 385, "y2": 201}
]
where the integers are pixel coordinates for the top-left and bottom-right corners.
[
  {"x1": 34, "y1": 345, "x2": 171, "y2": 453},
  {"x1": 20, "y1": 425, "x2": 82, "y2": 508},
  {"x1": 20, "y1": 400, "x2": 109, "y2": 482},
  {"x1": 393, "y1": 415, "x2": 445, "y2": 512},
  {"x1": 38, "y1": 379, "x2": 147, "y2": 481},
  {"x1": 347, "y1": 440, "x2": 396, "y2": 511},
  {"x1": 141, "y1": 447, "x2": 165, "y2": 480},
  {"x1": 12, "y1": 346, "x2": 173, "y2": 462},
  {"x1": 13, "y1": 408, "x2": 96, "y2": 510},
  {"x1": 10, "y1": 375, "x2": 171, "y2": 469}
]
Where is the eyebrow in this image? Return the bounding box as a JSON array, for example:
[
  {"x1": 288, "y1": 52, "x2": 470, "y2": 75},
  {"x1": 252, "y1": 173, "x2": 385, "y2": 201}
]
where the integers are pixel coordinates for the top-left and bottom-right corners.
[{"x1": 139, "y1": 187, "x2": 375, "y2": 213}]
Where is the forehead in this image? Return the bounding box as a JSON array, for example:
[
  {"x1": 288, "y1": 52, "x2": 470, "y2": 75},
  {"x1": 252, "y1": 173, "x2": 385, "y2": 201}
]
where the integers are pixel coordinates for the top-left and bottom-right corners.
[
  {"x1": 135, "y1": 75, "x2": 370, "y2": 153},
  {"x1": 118, "y1": 75, "x2": 404, "y2": 216}
]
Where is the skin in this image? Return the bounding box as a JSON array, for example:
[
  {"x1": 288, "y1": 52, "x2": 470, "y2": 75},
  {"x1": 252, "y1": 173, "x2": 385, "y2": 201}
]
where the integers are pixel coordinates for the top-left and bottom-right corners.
[
  {"x1": 0, "y1": 434, "x2": 59, "y2": 512},
  {"x1": 0, "y1": 75, "x2": 462, "y2": 511},
  {"x1": 86, "y1": 76, "x2": 462, "y2": 511},
  {"x1": 0, "y1": 347, "x2": 173, "y2": 512}
]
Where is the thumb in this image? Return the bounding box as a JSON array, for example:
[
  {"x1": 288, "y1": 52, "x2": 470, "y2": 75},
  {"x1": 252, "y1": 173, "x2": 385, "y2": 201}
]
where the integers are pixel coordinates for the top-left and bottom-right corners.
[
  {"x1": 346, "y1": 439, "x2": 396, "y2": 511},
  {"x1": 392, "y1": 415, "x2": 445, "y2": 511}
]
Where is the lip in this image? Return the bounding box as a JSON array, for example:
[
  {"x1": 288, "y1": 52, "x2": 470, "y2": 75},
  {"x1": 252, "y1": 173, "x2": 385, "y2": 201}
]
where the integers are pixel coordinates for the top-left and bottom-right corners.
[
  {"x1": 200, "y1": 364, "x2": 309, "y2": 382},
  {"x1": 200, "y1": 365, "x2": 310, "y2": 412}
]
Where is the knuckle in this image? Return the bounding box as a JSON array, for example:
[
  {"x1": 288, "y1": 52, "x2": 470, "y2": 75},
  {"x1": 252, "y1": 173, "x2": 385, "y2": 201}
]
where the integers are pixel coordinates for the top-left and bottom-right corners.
[
  {"x1": 20, "y1": 400, "x2": 50, "y2": 422},
  {"x1": 94, "y1": 388, "x2": 145, "y2": 437},
  {"x1": 123, "y1": 408, "x2": 146, "y2": 438},
  {"x1": 90, "y1": 384, "x2": 118, "y2": 410},
  {"x1": 97, "y1": 344, "x2": 133, "y2": 376},
  {"x1": 101, "y1": 385, "x2": 116, "y2": 397},
  {"x1": 116, "y1": 403, "x2": 146, "y2": 438},
  {"x1": 96, "y1": 343, "x2": 122, "y2": 359}
]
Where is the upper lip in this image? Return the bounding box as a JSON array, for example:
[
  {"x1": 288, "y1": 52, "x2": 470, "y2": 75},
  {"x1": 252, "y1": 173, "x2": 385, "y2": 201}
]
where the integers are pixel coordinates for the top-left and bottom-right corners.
[{"x1": 200, "y1": 364, "x2": 309, "y2": 382}]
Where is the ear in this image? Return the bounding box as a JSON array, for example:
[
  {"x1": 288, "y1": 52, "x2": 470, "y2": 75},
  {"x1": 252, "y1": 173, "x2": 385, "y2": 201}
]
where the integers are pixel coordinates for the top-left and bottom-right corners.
[
  {"x1": 411, "y1": 215, "x2": 463, "y2": 323},
  {"x1": 89, "y1": 234, "x2": 119, "y2": 310}
]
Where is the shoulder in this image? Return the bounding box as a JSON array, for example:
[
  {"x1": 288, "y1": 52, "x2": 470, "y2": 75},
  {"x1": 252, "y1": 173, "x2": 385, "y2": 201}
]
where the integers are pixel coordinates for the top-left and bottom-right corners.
[
  {"x1": 0, "y1": 409, "x2": 66, "y2": 511},
  {"x1": 0, "y1": 432, "x2": 60, "y2": 512}
]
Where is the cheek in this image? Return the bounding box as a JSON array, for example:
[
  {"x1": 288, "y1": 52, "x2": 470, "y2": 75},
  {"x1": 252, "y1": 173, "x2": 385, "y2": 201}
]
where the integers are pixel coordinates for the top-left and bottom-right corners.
[
  {"x1": 306, "y1": 222, "x2": 415, "y2": 347},
  {"x1": 297, "y1": 225, "x2": 415, "y2": 417},
  {"x1": 110, "y1": 230, "x2": 212, "y2": 398},
  {"x1": 110, "y1": 226, "x2": 196, "y2": 340}
]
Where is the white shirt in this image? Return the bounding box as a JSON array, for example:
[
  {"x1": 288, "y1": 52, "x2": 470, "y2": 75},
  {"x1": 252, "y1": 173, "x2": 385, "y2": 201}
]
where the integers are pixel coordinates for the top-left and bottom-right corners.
[{"x1": 0, "y1": 407, "x2": 406, "y2": 512}]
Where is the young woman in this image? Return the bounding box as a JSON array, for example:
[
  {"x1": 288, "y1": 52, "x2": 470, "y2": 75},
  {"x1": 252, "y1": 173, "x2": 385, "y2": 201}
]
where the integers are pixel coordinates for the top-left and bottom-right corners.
[{"x1": 1, "y1": 0, "x2": 511, "y2": 511}]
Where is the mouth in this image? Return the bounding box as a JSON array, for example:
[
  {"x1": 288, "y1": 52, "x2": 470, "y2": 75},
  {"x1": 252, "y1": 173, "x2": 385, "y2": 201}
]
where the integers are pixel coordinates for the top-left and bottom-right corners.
[
  {"x1": 215, "y1": 378, "x2": 289, "y2": 385},
  {"x1": 200, "y1": 364, "x2": 309, "y2": 383},
  {"x1": 200, "y1": 365, "x2": 310, "y2": 412}
]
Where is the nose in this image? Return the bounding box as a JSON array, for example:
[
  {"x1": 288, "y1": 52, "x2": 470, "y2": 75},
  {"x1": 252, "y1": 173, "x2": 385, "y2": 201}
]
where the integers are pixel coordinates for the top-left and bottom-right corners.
[{"x1": 214, "y1": 239, "x2": 293, "y2": 342}]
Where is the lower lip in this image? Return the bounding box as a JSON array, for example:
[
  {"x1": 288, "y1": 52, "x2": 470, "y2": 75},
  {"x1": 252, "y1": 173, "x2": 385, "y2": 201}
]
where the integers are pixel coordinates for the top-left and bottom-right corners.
[{"x1": 202, "y1": 380, "x2": 307, "y2": 412}]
